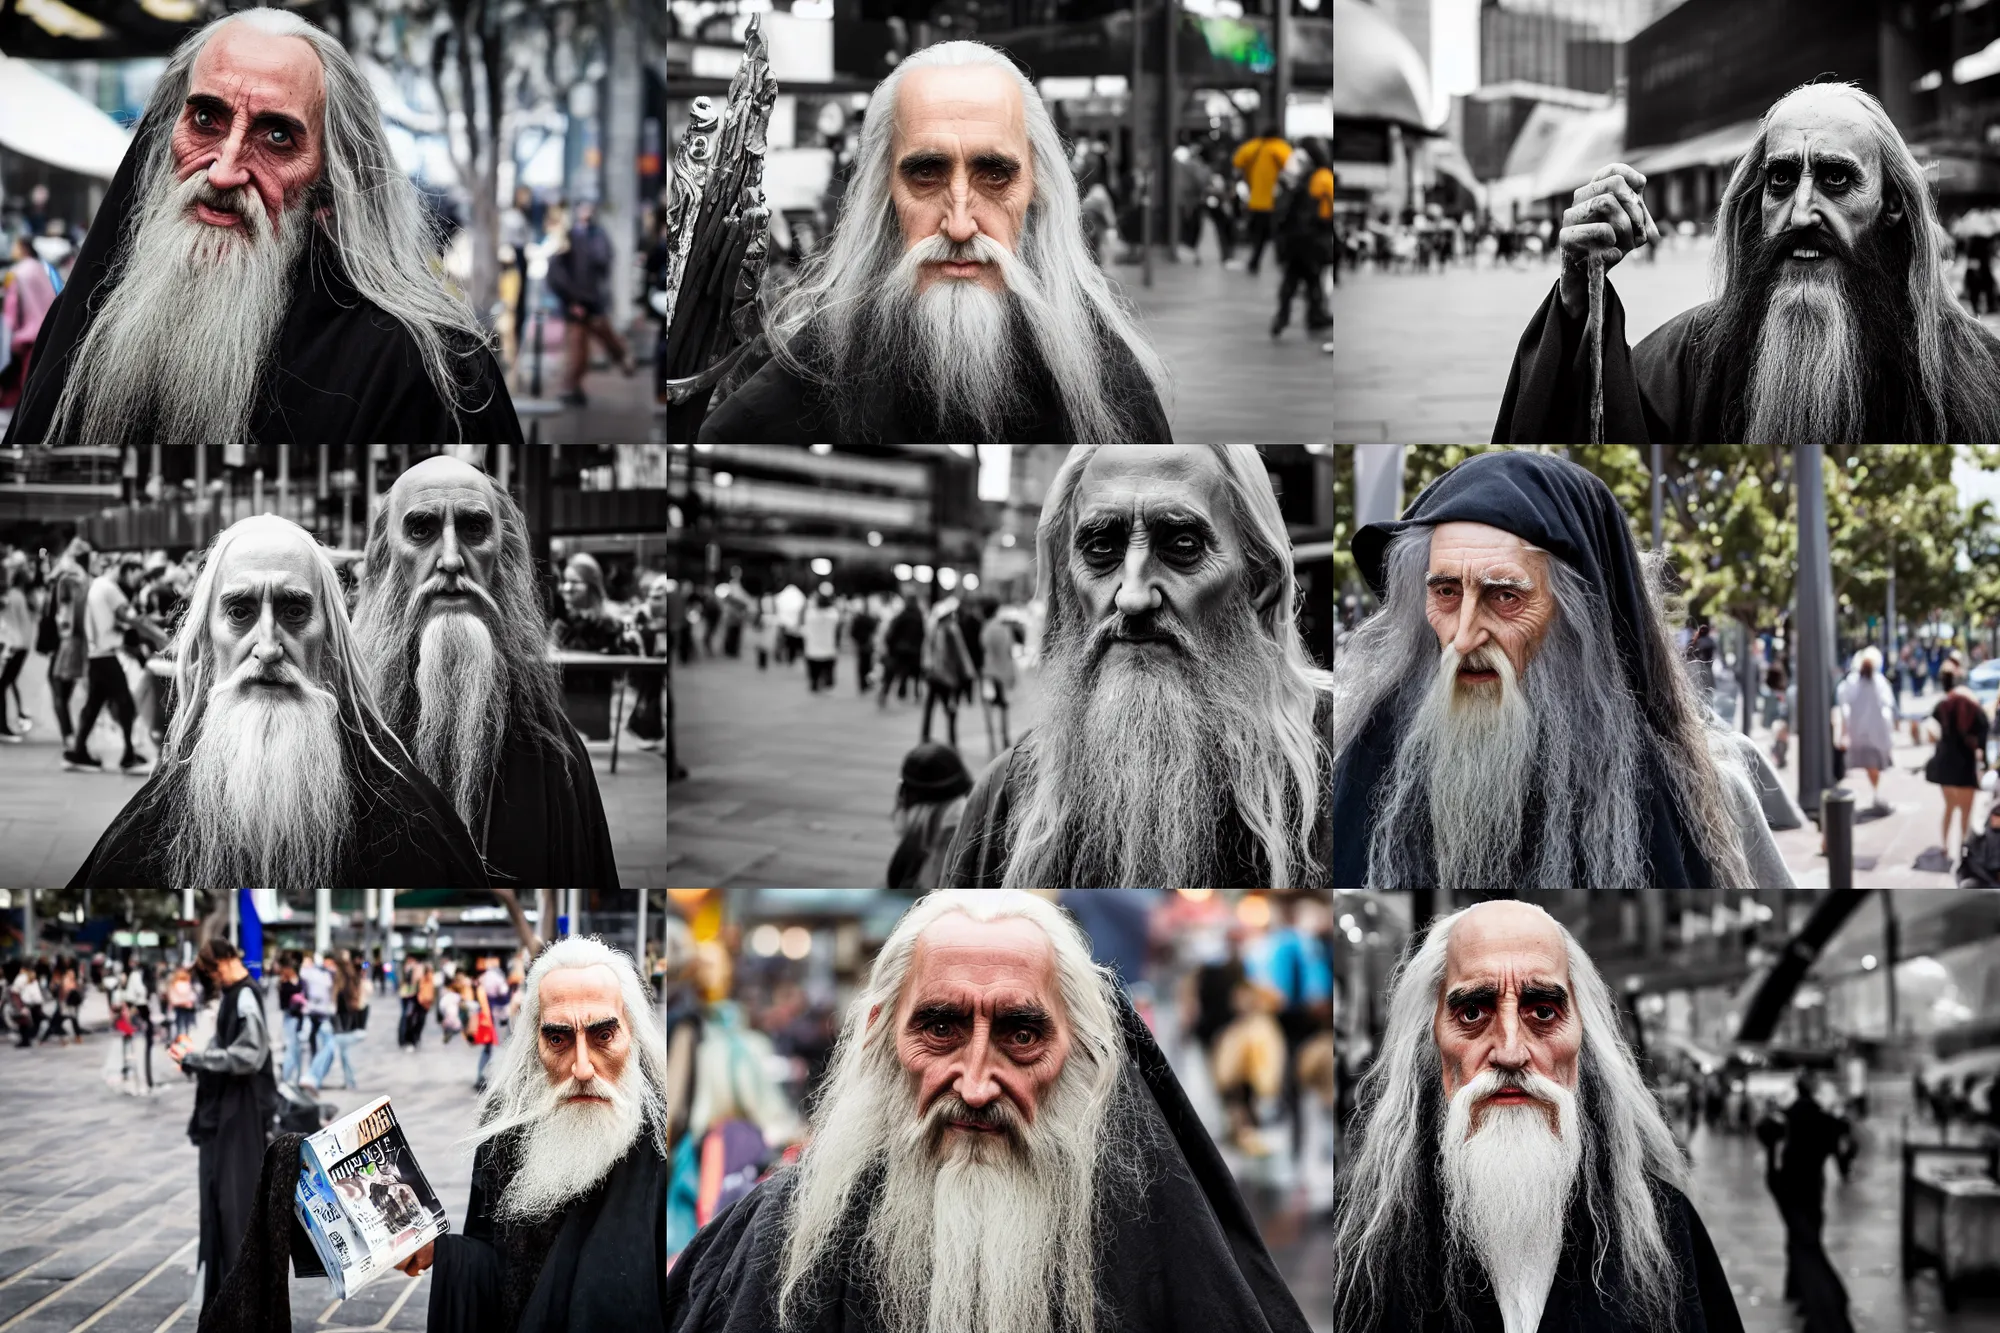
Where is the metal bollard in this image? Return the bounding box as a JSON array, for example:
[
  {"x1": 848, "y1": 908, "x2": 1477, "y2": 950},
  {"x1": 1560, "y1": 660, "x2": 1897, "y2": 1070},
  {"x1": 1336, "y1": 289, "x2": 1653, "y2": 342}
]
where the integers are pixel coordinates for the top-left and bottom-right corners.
[
  {"x1": 530, "y1": 307, "x2": 546, "y2": 400},
  {"x1": 1823, "y1": 786, "x2": 1855, "y2": 890}
]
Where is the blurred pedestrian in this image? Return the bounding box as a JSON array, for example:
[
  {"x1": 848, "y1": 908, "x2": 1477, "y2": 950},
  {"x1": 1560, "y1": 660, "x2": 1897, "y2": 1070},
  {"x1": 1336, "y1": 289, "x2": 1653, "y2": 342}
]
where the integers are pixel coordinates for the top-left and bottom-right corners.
[
  {"x1": 848, "y1": 597, "x2": 879, "y2": 694},
  {"x1": 2, "y1": 235, "x2": 59, "y2": 409},
  {"x1": 275, "y1": 952, "x2": 306, "y2": 1083},
  {"x1": 8, "y1": 961, "x2": 47, "y2": 1048},
  {"x1": 544, "y1": 199, "x2": 634, "y2": 407},
  {"x1": 1232, "y1": 123, "x2": 1292, "y2": 275},
  {"x1": 552, "y1": 552, "x2": 626, "y2": 653},
  {"x1": 67, "y1": 552, "x2": 155, "y2": 773},
  {"x1": 168, "y1": 965, "x2": 199, "y2": 1041},
  {"x1": 1249, "y1": 896, "x2": 1333, "y2": 1163},
  {"x1": 887, "y1": 740, "x2": 973, "y2": 890},
  {"x1": 1924, "y1": 662, "x2": 1988, "y2": 870},
  {"x1": 978, "y1": 602, "x2": 1016, "y2": 750},
  {"x1": 44, "y1": 535, "x2": 91, "y2": 756},
  {"x1": 920, "y1": 595, "x2": 976, "y2": 747},
  {"x1": 1836, "y1": 646, "x2": 1896, "y2": 813},
  {"x1": 877, "y1": 596, "x2": 924, "y2": 706},
  {"x1": 1269, "y1": 141, "x2": 1335, "y2": 338},
  {"x1": 1757, "y1": 1074, "x2": 1856, "y2": 1333},
  {"x1": 1957, "y1": 798, "x2": 2000, "y2": 887},
  {"x1": 172, "y1": 937, "x2": 279, "y2": 1307},
  {"x1": 300, "y1": 952, "x2": 335, "y2": 1063},
  {"x1": 802, "y1": 590, "x2": 840, "y2": 693},
  {"x1": 473, "y1": 955, "x2": 509, "y2": 1091},
  {"x1": 302, "y1": 952, "x2": 367, "y2": 1091},
  {"x1": 0, "y1": 560, "x2": 32, "y2": 740}
]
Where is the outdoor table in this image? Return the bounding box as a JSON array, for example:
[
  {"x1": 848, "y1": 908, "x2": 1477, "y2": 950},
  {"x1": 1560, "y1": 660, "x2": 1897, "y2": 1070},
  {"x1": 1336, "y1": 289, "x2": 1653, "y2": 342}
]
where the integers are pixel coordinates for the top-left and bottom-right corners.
[{"x1": 1903, "y1": 1138, "x2": 2000, "y2": 1308}]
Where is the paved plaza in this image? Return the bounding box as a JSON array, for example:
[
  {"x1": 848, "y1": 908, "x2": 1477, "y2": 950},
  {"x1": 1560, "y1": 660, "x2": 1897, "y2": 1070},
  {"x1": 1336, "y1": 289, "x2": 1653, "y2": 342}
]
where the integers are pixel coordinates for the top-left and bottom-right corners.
[
  {"x1": 669, "y1": 648, "x2": 1043, "y2": 887},
  {"x1": 0, "y1": 982, "x2": 1330, "y2": 1333},
  {"x1": 0, "y1": 652, "x2": 670, "y2": 889}
]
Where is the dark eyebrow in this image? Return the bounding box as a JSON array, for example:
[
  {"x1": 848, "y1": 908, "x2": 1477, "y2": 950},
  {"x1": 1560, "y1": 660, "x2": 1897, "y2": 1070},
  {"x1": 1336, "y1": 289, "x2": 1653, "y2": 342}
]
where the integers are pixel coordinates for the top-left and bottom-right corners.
[
  {"x1": 910, "y1": 1001, "x2": 971, "y2": 1027},
  {"x1": 969, "y1": 151, "x2": 1022, "y2": 176},
  {"x1": 994, "y1": 1004, "x2": 1052, "y2": 1028},
  {"x1": 584, "y1": 1018, "x2": 621, "y2": 1039},
  {"x1": 1444, "y1": 985, "x2": 1498, "y2": 1011},
  {"x1": 1426, "y1": 573, "x2": 1461, "y2": 589},
  {"x1": 251, "y1": 111, "x2": 309, "y2": 142},
  {"x1": 898, "y1": 150, "x2": 951, "y2": 177},
  {"x1": 540, "y1": 1023, "x2": 574, "y2": 1041},
  {"x1": 1519, "y1": 984, "x2": 1569, "y2": 1007}
]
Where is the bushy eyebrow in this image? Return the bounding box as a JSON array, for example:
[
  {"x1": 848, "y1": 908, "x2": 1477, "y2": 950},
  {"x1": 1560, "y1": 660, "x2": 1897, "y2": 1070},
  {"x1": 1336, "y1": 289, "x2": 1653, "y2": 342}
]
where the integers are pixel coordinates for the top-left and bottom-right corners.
[
  {"x1": 910, "y1": 1001, "x2": 971, "y2": 1027},
  {"x1": 898, "y1": 150, "x2": 951, "y2": 176},
  {"x1": 1764, "y1": 150, "x2": 1865, "y2": 176},
  {"x1": 1443, "y1": 981, "x2": 1568, "y2": 1009},
  {"x1": 1427, "y1": 572, "x2": 1535, "y2": 593}
]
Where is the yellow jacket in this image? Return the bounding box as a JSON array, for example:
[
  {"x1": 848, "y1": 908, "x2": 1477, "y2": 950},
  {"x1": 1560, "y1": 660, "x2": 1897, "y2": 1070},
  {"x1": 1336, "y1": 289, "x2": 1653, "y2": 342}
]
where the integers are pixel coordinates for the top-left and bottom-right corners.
[{"x1": 1233, "y1": 137, "x2": 1293, "y2": 212}]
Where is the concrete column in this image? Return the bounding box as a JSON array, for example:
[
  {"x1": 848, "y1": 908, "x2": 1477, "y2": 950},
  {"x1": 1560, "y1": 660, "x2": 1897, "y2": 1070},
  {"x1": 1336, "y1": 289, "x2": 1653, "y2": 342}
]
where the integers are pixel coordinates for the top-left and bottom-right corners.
[
  {"x1": 635, "y1": 889, "x2": 648, "y2": 973},
  {"x1": 315, "y1": 888, "x2": 333, "y2": 956},
  {"x1": 21, "y1": 888, "x2": 34, "y2": 957},
  {"x1": 604, "y1": 0, "x2": 644, "y2": 334}
]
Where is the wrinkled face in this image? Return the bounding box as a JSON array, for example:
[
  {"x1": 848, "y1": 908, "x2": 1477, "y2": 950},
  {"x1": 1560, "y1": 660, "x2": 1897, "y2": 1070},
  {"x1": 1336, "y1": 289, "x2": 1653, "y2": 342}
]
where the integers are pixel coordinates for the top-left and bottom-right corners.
[
  {"x1": 1066, "y1": 445, "x2": 1257, "y2": 660},
  {"x1": 890, "y1": 914, "x2": 1072, "y2": 1140},
  {"x1": 169, "y1": 22, "x2": 326, "y2": 234},
  {"x1": 1758, "y1": 92, "x2": 1896, "y2": 262},
  {"x1": 1425, "y1": 522, "x2": 1556, "y2": 686},
  {"x1": 891, "y1": 65, "x2": 1034, "y2": 294},
  {"x1": 207, "y1": 526, "x2": 331, "y2": 690},
  {"x1": 536, "y1": 965, "x2": 631, "y2": 1100},
  {"x1": 1434, "y1": 903, "x2": 1581, "y2": 1131},
  {"x1": 383, "y1": 458, "x2": 502, "y2": 619}
]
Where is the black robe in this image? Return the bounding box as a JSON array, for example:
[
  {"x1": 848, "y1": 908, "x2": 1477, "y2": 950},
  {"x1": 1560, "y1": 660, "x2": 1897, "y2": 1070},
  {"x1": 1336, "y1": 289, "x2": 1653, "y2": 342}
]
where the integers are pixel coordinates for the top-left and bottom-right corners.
[
  {"x1": 3, "y1": 119, "x2": 523, "y2": 447},
  {"x1": 942, "y1": 695, "x2": 1336, "y2": 889},
  {"x1": 662, "y1": 993, "x2": 1312, "y2": 1333},
  {"x1": 1339, "y1": 448, "x2": 1718, "y2": 890},
  {"x1": 476, "y1": 726, "x2": 621, "y2": 889},
  {"x1": 69, "y1": 748, "x2": 489, "y2": 889},
  {"x1": 1362, "y1": 1183, "x2": 1743, "y2": 1333},
  {"x1": 1489, "y1": 278, "x2": 2000, "y2": 444},
  {"x1": 697, "y1": 334, "x2": 1172, "y2": 444},
  {"x1": 429, "y1": 1135, "x2": 672, "y2": 1333},
  {"x1": 187, "y1": 977, "x2": 281, "y2": 1307}
]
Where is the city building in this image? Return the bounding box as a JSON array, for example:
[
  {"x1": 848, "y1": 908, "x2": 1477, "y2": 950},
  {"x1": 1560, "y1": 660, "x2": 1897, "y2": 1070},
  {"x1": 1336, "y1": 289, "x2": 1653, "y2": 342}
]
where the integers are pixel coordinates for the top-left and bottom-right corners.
[{"x1": 666, "y1": 444, "x2": 986, "y2": 600}]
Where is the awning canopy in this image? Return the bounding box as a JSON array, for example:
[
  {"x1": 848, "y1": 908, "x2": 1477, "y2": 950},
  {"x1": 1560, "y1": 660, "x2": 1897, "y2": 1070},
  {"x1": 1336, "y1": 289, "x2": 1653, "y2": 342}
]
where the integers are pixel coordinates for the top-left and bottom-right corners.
[
  {"x1": 1500, "y1": 100, "x2": 1626, "y2": 201},
  {"x1": 0, "y1": 51, "x2": 132, "y2": 178},
  {"x1": 1333, "y1": 0, "x2": 1437, "y2": 132},
  {"x1": 1625, "y1": 117, "x2": 1763, "y2": 177}
]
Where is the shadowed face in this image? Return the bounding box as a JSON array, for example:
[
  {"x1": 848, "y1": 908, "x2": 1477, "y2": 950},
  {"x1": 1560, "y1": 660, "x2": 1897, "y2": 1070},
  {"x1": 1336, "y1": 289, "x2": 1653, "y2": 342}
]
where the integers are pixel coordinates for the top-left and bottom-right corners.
[
  {"x1": 207, "y1": 525, "x2": 331, "y2": 689},
  {"x1": 1434, "y1": 903, "x2": 1581, "y2": 1133},
  {"x1": 384, "y1": 457, "x2": 502, "y2": 620},
  {"x1": 890, "y1": 914, "x2": 1072, "y2": 1133},
  {"x1": 1424, "y1": 522, "x2": 1556, "y2": 686},
  {"x1": 1757, "y1": 91, "x2": 1896, "y2": 259},
  {"x1": 169, "y1": 21, "x2": 326, "y2": 234},
  {"x1": 891, "y1": 65, "x2": 1034, "y2": 294},
  {"x1": 536, "y1": 965, "x2": 631, "y2": 1100}
]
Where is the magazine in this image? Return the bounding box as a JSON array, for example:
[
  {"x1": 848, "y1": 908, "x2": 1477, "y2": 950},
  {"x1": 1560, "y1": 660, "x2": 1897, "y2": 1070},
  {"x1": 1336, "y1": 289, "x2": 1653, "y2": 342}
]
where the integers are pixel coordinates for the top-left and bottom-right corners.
[{"x1": 294, "y1": 1095, "x2": 449, "y2": 1299}]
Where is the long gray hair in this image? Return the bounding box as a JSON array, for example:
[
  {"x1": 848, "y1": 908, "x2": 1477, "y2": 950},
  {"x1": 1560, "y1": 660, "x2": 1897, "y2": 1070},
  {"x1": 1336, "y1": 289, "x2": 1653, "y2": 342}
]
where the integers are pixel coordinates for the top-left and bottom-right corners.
[
  {"x1": 126, "y1": 10, "x2": 492, "y2": 420},
  {"x1": 1004, "y1": 445, "x2": 1334, "y2": 888},
  {"x1": 775, "y1": 891, "x2": 1131, "y2": 1333},
  {"x1": 1709, "y1": 81, "x2": 2000, "y2": 441},
  {"x1": 1332, "y1": 905, "x2": 1690, "y2": 1333},
  {"x1": 765, "y1": 41, "x2": 1169, "y2": 444},
  {"x1": 1332, "y1": 525, "x2": 1755, "y2": 889}
]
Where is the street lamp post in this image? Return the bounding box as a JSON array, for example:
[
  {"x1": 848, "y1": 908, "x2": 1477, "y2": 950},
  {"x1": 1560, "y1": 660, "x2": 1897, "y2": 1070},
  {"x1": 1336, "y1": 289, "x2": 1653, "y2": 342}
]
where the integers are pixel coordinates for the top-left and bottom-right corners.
[{"x1": 1794, "y1": 445, "x2": 1838, "y2": 818}]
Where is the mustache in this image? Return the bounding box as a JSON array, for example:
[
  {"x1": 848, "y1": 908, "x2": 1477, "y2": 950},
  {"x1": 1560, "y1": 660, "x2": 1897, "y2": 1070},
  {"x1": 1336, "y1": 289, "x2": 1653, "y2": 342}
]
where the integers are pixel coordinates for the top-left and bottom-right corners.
[
  {"x1": 915, "y1": 1091, "x2": 1027, "y2": 1156},
  {"x1": 173, "y1": 171, "x2": 276, "y2": 240},
  {"x1": 1084, "y1": 610, "x2": 1193, "y2": 662},
  {"x1": 1455, "y1": 1067, "x2": 1571, "y2": 1129},
  {"x1": 410, "y1": 573, "x2": 501, "y2": 619},
  {"x1": 211, "y1": 656, "x2": 335, "y2": 702},
  {"x1": 550, "y1": 1074, "x2": 628, "y2": 1108}
]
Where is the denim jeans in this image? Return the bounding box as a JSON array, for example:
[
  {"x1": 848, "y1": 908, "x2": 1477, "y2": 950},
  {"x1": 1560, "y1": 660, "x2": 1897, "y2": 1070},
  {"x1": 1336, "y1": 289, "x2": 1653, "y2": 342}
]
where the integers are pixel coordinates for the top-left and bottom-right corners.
[
  {"x1": 281, "y1": 1013, "x2": 305, "y2": 1084},
  {"x1": 308, "y1": 1029, "x2": 361, "y2": 1088},
  {"x1": 474, "y1": 1041, "x2": 495, "y2": 1085}
]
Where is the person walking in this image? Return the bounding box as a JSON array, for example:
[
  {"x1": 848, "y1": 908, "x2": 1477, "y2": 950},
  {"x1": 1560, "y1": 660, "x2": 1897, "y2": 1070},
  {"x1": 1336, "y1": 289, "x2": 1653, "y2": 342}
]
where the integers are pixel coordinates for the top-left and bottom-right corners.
[
  {"x1": 468, "y1": 976, "x2": 499, "y2": 1093},
  {"x1": 303, "y1": 953, "x2": 367, "y2": 1092},
  {"x1": 1269, "y1": 141, "x2": 1336, "y2": 338},
  {"x1": 2, "y1": 235, "x2": 59, "y2": 409},
  {"x1": 878, "y1": 596, "x2": 925, "y2": 707},
  {"x1": 978, "y1": 603, "x2": 1017, "y2": 751},
  {"x1": 801, "y1": 590, "x2": 840, "y2": 694},
  {"x1": 473, "y1": 956, "x2": 509, "y2": 1091},
  {"x1": 544, "y1": 200, "x2": 634, "y2": 407},
  {"x1": 1837, "y1": 646, "x2": 1898, "y2": 814},
  {"x1": 299, "y1": 952, "x2": 336, "y2": 1066},
  {"x1": 407, "y1": 962, "x2": 436, "y2": 1048},
  {"x1": 113, "y1": 954, "x2": 155, "y2": 1092},
  {"x1": 1757, "y1": 1074, "x2": 1857, "y2": 1333},
  {"x1": 0, "y1": 561, "x2": 32, "y2": 742},
  {"x1": 1232, "y1": 124, "x2": 1293, "y2": 275},
  {"x1": 919, "y1": 596, "x2": 975, "y2": 748},
  {"x1": 848, "y1": 598, "x2": 879, "y2": 695},
  {"x1": 9, "y1": 962, "x2": 46, "y2": 1048},
  {"x1": 67, "y1": 553, "x2": 154, "y2": 773},
  {"x1": 275, "y1": 953, "x2": 307, "y2": 1084},
  {"x1": 1924, "y1": 662, "x2": 1990, "y2": 872},
  {"x1": 167, "y1": 965, "x2": 199, "y2": 1042},
  {"x1": 44, "y1": 536, "x2": 91, "y2": 757},
  {"x1": 171, "y1": 938, "x2": 279, "y2": 1306}
]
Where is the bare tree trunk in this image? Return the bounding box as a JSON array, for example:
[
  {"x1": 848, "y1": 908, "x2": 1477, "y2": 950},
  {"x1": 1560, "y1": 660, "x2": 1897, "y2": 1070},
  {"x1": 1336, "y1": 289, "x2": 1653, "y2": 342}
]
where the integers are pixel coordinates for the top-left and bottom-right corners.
[
  {"x1": 491, "y1": 890, "x2": 542, "y2": 956},
  {"x1": 604, "y1": 0, "x2": 643, "y2": 335}
]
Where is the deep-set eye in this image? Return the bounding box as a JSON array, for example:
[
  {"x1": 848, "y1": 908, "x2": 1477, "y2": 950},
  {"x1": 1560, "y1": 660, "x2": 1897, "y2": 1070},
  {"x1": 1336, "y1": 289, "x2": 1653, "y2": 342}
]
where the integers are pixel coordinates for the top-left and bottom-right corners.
[
  {"x1": 192, "y1": 107, "x2": 216, "y2": 130},
  {"x1": 1457, "y1": 1004, "x2": 1487, "y2": 1024},
  {"x1": 281, "y1": 603, "x2": 310, "y2": 624},
  {"x1": 1766, "y1": 165, "x2": 1797, "y2": 190},
  {"x1": 406, "y1": 519, "x2": 434, "y2": 542},
  {"x1": 1821, "y1": 169, "x2": 1850, "y2": 189},
  {"x1": 225, "y1": 602, "x2": 254, "y2": 624},
  {"x1": 928, "y1": 1021, "x2": 957, "y2": 1040},
  {"x1": 268, "y1": 126, "x2": 291, "y2": 146}
]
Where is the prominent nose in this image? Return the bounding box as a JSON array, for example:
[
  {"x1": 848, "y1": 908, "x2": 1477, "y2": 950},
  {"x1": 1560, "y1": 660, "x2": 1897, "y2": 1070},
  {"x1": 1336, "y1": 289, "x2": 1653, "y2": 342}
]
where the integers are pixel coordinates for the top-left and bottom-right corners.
[
  {"x1": 953, "y1": 1024, "x2": 1002, "y2": 1109},
  {"x1": 570, "y1": 1040, "x2": 596, "y2": 1085},
  {"x1": 251, "y1": 601, "x2": 285, "y2": 664},
  {"x1": 1786, "y1": 174, "x2": 1819, "y2": 232},
  {"x1": 1449, "y1": 591, "x2": 1486, "y2": 658},
  {"x1": 941, "y1": 178, "x2": 979, "y2": 245},
  {"x1": 206, "y1": 124, "x2": 251, "y2": 192},
  {"x1": 438, "y1": 521, "x2": 464, "y2": 577},
  {"x1": 1114, "y1": 542, "x2": 1160, "y2": 617},
  {"x1": 1490, "y1": 1003, "x2": 1530, "y2": 1073}
]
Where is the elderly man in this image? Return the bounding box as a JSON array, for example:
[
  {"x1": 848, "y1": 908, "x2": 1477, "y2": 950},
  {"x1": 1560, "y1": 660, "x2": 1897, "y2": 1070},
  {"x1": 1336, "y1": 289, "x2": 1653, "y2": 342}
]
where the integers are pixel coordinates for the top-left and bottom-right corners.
[
  {"x1": 353, "y1": 457, "x2": 618, "y2": 887},
  {"x1": 1330, "y1": 449, "x2": 1789, "y2": 890},
  {"x1": 1333, "y1": 900, "x2": 1742, "y2": 1333},
  {"x1": 699, "y1": 41, "x2": 1171, "y2": 445},
  {"x1": 401, "y1": 936, "x2": 674, "y2": 1333},
  {"x1": 69, "y1": 515, "x2": 486, "y2": 889},
  {"x1": 1495, "y1": 82, "x2": 2000, "y2": 443},
  {"x1": 662, "y1": 889, "x2": 1310, "y2": 1333},
  {"x1": 945, "y1": 444, "x2": 1335, "y2": 889},
  {"x1": 4, "y1": 9, "x2": 521, "y2": 448}
]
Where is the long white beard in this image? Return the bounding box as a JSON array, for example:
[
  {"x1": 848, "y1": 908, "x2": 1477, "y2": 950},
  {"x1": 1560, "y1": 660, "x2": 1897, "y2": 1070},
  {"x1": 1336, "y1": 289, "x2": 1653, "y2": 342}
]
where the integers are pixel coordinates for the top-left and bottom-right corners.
[
  {"x1": 1439, "y1": 1069, "x2": 1583, "y2": 1333},
  {"x1": 1402, "y1": 644, "x2": 1538, "y2": 892},
  {"x1": 49, "y1": 167, "x2": 309, "y2": 448},
  {"x1": 883, "y1": 232, "x2": 1049, "y2": 440},
  {"x1": 413, "y1": 610, "x2": 504, "y2": 828},
  {"x1": 496, "y1": 1071, "x2": 646, "y2": 1224},
  {"x1": 864, "y1": 1086, "x2": 1095, "y2": 1333},
  {"x1": 171, "y1": 676, "x2": 350, "y2": 892},
  {"x1": 1745, "y1": 266, "x2": 1866, "y2": 446}
]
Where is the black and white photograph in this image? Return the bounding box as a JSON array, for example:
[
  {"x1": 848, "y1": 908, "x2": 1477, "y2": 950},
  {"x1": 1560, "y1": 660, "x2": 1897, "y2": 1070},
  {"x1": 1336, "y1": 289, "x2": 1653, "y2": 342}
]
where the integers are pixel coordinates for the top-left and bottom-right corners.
[
  {"x1": 1330, "y1": 0, "x2": 2000, "y2": 447},
  {"x1": 664, "y1": 444, "x2": 1338, "y2": 889},
  {"x1": 0, "y1": 445, "x2": 671, "y2": 890}
]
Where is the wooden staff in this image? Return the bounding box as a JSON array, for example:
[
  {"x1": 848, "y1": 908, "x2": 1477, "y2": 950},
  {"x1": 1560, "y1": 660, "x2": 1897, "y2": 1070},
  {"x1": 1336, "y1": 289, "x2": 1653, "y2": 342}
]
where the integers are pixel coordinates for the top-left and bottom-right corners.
[{"x1": 1586, "y1": 251, "x2": 1606, "y2": 446}]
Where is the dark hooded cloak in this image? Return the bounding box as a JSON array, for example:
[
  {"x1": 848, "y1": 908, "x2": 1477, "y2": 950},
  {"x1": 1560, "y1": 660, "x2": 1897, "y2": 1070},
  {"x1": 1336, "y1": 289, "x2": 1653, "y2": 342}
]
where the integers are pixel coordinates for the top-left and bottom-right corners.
[
  {"x1": 1356, "y1": 1178, "x2": 1743, "y2": 1333},
  {"x1": 68, "y1": 734, "x2": 489, "y2": 889},
  {"x1": 479, "y1": 725, "x2": 621, "y2": 889},
  {"x1": 1333, "y1": 448, "x2": 1714, "y2": 890},
  {"x1": 3, "y1": 120, "x2": 523, "y2": 447},
  {"x1": 660, "y1": 991, "x2": 1312, "y2": 1333}
]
